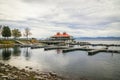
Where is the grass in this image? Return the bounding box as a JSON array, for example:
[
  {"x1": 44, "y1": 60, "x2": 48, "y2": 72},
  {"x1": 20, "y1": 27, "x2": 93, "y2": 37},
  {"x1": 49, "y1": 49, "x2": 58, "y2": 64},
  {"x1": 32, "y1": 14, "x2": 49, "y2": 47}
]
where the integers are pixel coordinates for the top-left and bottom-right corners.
[
  {"x1": 0, "y1": 39, "x2": 40, "y2": 45},
  {"x1": 0, "y1": 40, "x2": 15, "y2": 44}
]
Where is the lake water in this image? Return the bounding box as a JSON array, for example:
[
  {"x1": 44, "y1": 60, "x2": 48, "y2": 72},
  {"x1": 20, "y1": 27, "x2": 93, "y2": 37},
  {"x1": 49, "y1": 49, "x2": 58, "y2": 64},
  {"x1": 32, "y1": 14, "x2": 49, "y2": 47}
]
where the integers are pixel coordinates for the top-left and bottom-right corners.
[{"x1": 0, "y1": 40, "x2": 120, "y2": 80}]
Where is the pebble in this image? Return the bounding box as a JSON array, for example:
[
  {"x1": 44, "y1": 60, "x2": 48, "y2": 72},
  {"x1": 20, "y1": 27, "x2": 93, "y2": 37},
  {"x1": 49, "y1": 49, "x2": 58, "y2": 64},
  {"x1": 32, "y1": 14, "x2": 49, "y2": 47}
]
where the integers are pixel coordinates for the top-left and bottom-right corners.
[
  {"x1": 1, "y1": 75, "x2": 9, "y2": 79},
  {"x1": 0, "y1": 62, "x2": 64, "y2": 80},
  {"x1": 0, "y1": 73, "x2": 4, "y2": 76},
  {"x1": 25, "y1": 66, "x2": 29, "y2": 68},
  {"x1": 29, "y1": 67, "x2": 33, "y2": 70},
  {"x1": 34, "y1": 75, "x2": 43, "y2": 80}
]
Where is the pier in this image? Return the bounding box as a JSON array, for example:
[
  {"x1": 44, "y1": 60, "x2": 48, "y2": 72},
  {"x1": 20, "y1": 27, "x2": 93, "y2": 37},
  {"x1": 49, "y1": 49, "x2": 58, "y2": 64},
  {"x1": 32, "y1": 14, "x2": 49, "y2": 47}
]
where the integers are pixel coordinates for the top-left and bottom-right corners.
[
  {"x1": 62, "y1": 47, "x2": 93, "y2": 53},
  {"x1": 69, "y1": 42, "x2": 120, "y2": 47},
  {"x1": 62, "y1": 47, "x2": 120, "y2": 54},
  {"x1": 39, "y1": 40, "x2": 64, "y2": 45},
  {"x1": 14, "y1": 40, "x2": 120, "y2": 54},
  {"x1": 88, "y1": 49, "x2": 105, "y2": 54},
  {"x1": 31, "y1": 45, "x2": 48, "y2": 49},
  {"x1": 90, "y1": 44, "x2": 120, "y2": 47},
  {"x1": 44, "y1": 46, "x2": 69, "y2": 50}
]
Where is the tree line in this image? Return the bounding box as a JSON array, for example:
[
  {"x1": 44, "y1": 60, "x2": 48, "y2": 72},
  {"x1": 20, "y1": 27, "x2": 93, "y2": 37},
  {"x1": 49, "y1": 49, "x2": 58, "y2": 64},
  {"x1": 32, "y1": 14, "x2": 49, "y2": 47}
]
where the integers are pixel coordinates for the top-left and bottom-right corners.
[{"x1": 0, "y1": 25, "x2": 32, "y2": 40}]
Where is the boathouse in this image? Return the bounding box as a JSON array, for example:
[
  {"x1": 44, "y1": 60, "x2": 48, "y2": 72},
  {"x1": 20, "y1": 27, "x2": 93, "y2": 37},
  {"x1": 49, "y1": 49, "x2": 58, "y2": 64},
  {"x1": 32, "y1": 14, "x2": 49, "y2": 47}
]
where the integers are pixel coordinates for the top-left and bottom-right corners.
[{"x1": 50, "y1": 32, "x2": 74, "y2": 43}]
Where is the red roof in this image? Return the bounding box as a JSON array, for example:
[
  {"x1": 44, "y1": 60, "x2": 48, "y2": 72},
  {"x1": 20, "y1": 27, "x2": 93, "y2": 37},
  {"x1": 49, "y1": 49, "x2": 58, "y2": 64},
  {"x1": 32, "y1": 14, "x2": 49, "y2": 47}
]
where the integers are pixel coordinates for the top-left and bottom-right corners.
[{"x1": 53, "y1": 32, "x2": 70, "y2": 37}]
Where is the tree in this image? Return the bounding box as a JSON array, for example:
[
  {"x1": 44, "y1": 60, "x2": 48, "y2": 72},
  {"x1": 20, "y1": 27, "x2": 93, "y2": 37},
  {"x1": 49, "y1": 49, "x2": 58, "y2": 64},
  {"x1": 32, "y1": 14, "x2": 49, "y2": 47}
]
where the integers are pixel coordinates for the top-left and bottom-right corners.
[
  {"x1": 24, "y1": 27, "x2": 32, "y2": 40},
  {"x1": 12, "y1": 29, "x2": 21, "y2": 39},
  {"x1": 2, "y1": 26, "x2": 11, "y2": 39}
]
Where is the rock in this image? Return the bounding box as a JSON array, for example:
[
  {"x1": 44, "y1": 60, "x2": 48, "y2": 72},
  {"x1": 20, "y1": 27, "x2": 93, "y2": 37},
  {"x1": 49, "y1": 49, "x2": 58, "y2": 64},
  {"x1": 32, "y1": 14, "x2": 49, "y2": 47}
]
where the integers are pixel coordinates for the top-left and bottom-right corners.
[
  {"x1": 25, "y1": 73, "x2": 30, "y2": 77},
  {"x1": 13, "y1": 75, "x2": 18, "y2": 79},
  {"x1": 0, "y1": 66, "x2": 6, "y2": 71},
  {"x1": 12, "y1": 66, "x2": 17, "y2": 69},
  {"x1": 29, "y1": 67, "x2": 32, "y2": 70},
  {"x1": 21, "y1": 69, "x2": 25, "y2": 72},
  {"x1": 41, "y1": 74, "x2": 48, "y2": 78},
  {"x1": 9, "y1": 76, "x2": 16, "y2": 80},
  {"x1": 0, "y1": 62, "x2": 64, "y2": 80},
  {"x1": 4, "y1": 64, "x2": 9, "y2": 67},
  {"x1": 5, "y1": 69, "x2": 9, "y2": 72},
  {"x1": 34, "y1": 75, "x2": 44, "y2": 80},
  {"x1": 49, "y1": 72, "x2": 57, "y2": 77},
  {"x1": 25, "y1": 66, "x2": 29, "y2": 68},
  {"x1": 0, "y1": 66, "x2": 6, "y2": 69},
  {"x1": 1, "y1": 75, "x2": 9, "y2": 79},
  {"x1": 0, "y1": 73, "x2": 4, "y2": 76}
]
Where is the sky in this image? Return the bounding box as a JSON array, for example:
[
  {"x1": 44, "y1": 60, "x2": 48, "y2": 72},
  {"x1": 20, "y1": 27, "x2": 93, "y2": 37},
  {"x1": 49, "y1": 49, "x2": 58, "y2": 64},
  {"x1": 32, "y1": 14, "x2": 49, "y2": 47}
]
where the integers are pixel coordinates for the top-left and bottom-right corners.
[{"x1": 0, "y1": 0, "x2": 120, "y2": 38}]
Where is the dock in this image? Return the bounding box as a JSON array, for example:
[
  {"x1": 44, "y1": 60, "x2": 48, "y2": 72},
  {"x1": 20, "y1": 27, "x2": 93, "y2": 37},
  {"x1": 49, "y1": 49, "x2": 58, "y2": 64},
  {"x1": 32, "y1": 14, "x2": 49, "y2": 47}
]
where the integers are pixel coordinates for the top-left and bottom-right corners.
[
  {"x1": 88, "y1": 49, "x2": 106, "y2": 55},
  {"x1": 20, "y1": 44, "x2": 32, "y2": 47},
  {"x1": 39, "y1": 40, "x2": 64, "y2": 45},
  {"x1": 62, "y1": 47, "x2": 93, "y2": 53},
  {"x1": 31, "y1": 45, "x2": 48, "y2": 49},
  {"x1": 44, "y1": 46, "x2": 69, "y2": 50},
  {"x1": 90, "y1": 44, "x2": 120, "y2": 47},
  {"x1": 69, "y1": 42, "x2": 120, "y2": 47},
  {"x1": 14, "y1": 40, "x2": 120, "y2": 54},
  {"x1": 88, "y1": 49, "x2": 120, "y2": 55},
  {"x1": 62, "y1": 47, "x2": 120, "y2": 54}
]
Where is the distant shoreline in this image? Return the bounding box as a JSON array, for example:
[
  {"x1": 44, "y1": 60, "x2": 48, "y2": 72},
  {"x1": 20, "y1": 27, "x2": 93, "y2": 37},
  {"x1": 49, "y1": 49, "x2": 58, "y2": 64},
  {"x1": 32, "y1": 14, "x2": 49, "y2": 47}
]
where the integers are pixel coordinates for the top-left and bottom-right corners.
[{"x1": 75, "y1": 37, "x2": 120, "y2": 40}]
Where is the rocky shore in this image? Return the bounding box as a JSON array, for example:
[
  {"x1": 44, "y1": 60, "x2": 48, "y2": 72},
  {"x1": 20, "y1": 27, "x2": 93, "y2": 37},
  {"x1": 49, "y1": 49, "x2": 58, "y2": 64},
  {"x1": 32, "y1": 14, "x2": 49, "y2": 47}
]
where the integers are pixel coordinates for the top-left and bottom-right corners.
[{"x1": 0, "y1": 62, "x2": 65, "y2": 80}]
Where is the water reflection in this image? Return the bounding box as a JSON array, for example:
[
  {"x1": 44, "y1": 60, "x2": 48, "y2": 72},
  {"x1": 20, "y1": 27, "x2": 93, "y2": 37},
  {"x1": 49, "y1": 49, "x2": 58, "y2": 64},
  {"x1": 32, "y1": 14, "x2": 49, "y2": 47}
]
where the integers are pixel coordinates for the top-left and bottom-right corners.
[
  {"x1": 12, "y1": 47, "x2": 21, "y2": 56},
  {"x1": 56, "y1": 49, "x2": 62, "y2": 54},
  {"x1": 2, "y1": 48, "x2": 12, "y2": 60},
  {"x1": 88, "y1": 52, "x2": 98, "y2": 56},
  {"x1": 24, "y1": 47, "x2": 31, "y2": 60}
]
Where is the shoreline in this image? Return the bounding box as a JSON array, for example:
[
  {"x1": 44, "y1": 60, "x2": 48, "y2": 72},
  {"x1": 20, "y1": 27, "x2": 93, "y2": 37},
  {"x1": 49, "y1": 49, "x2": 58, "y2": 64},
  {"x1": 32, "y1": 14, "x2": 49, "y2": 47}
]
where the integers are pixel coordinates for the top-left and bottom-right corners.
[{"x1": 0, "y1": 62, "x2": 65, "y2": 80}]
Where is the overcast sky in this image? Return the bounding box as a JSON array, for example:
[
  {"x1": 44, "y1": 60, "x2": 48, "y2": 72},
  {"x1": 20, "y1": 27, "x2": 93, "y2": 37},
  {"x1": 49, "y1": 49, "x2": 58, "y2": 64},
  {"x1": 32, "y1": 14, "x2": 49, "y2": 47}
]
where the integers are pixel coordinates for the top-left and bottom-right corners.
[{"x1": 0, "y1": 0, "x2": 120, "y2": 38}]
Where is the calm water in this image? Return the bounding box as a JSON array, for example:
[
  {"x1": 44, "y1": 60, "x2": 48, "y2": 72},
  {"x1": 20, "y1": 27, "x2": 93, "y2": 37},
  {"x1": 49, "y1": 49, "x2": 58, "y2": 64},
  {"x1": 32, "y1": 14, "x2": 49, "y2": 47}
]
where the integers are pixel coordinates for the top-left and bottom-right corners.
[{"x1": 0, "y1": 40, "x2": 120, "y2": 80}]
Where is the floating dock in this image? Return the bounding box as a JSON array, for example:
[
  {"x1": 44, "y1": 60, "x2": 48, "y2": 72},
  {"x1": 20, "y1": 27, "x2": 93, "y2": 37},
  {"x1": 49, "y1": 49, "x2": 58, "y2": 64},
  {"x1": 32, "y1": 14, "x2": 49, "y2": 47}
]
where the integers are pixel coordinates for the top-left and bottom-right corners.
[
  {"x1": 88, "y1": 49, "x2": 120, "y2": 55},
  {"x1": 69, "y1": 42, "x2": 120, "y2": 47},
  {"x1": 88, "y1": 49, "x2": 106, "y2": 56},
  {"x1": 90, "y1": 44, "x2": 120, "y2": 47},
  {"x1": 44, "y1": 46, "x2": 69, "y2": 50},
  {"x1": 31, "y1": 45, "x2": 48, "y2": 49},
  {"x1": 62, "y1": 47, "x2": 93, "y2": 53},
  {"x1": 62, "y1": 47, "x2": 120, "y2": 54}
]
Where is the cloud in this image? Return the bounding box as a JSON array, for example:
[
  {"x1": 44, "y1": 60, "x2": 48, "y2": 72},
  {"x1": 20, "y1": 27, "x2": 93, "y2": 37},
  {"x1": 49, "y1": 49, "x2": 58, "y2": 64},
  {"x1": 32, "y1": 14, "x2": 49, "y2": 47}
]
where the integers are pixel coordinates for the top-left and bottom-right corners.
[{"x1": 0, "y1": 0, "x2": 120, "y2": 38}]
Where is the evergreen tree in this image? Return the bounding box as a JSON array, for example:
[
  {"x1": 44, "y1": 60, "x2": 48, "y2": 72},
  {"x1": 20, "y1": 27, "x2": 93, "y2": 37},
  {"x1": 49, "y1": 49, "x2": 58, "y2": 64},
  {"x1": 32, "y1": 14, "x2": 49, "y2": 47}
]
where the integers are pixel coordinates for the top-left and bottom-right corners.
[{"x1": 2, "y1": 26, "x2": 11, "y2": 39}]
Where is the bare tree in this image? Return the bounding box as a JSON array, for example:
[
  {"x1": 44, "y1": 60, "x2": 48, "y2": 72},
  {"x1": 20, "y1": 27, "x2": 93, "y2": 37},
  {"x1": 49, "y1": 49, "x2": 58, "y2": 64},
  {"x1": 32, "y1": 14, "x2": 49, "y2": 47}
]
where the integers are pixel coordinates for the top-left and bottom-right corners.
[{"x1": 24, "y1": 27, "x2": 32, "y2": 40}]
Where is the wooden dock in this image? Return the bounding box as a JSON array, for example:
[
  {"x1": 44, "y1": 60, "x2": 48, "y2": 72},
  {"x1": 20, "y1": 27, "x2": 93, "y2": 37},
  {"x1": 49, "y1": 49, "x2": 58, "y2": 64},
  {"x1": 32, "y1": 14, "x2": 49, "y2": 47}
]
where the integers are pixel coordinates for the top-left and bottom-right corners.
[
  {"x1": 88, "y1": 49, "x2": 106, "y2": 56},
  {"x1": 39, "y1": 40, "x2": 64, "y2": 45},
  {"x1": 62, "y1": 47, "x2": 120, "y2": 54},
  {"x1": 88, "y1": 49, "x2": 120, "y2": 55},
  {"x1": 90, "y1": 44, "x2": 120, "y2": 47},
  {"x1": 20, "y1": 44, "x2": 32, "y2": 47},
  {"x1": 31, "y1": 45, "x2": 48, "y2": 49},
  {"x1": 62, "y1": 47, "x2": 93, "y2": 53},
  {"x1": 44, "y1": 46, "x2": 69, "y2": 50},
  {"x1": 69, "y1": 42, "x2": 120, "y2": 47}
]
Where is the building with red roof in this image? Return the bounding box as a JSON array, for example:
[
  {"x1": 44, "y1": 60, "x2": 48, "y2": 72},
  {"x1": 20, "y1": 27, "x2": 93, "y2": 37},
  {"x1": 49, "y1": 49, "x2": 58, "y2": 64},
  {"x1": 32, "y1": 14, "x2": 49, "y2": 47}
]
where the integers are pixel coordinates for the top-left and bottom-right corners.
[{"x1": 50, "y1": 32, "x2": 74, "y2": 43}]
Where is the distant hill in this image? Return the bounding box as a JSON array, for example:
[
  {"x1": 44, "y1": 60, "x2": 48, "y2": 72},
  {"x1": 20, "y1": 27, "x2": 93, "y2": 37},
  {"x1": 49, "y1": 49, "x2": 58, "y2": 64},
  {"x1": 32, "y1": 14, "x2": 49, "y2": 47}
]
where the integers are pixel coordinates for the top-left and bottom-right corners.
[{"x1": 75, "y1": 37, "x2": 120, "y2": 40}]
